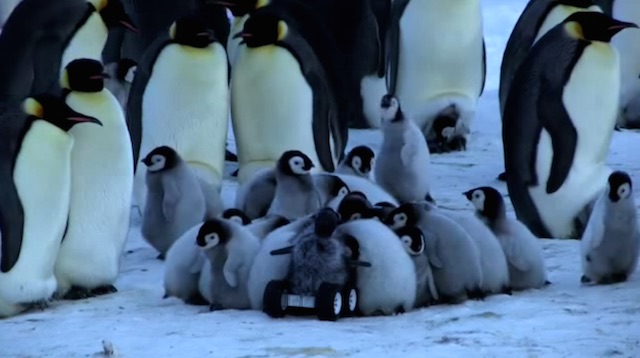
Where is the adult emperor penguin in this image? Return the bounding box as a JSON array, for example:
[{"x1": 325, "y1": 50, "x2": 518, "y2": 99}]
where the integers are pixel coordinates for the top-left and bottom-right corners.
[
  {"x1": 0, "y1": 95, "x2": 102, "y2": 318},
  {"x1": 502, "y1": 12, "x2": 636, "y2": 239},
  {"x1": 54, "y1": 59, "x2": 134, "y2": 300},
  {"x1": 0, "y1": 0, "x2": 21, "y2": 28},
  {"x1": 128, "y1": 14, "x2": 229, "y2": 209},
  {"x1": 581, "y1": 171, "x2": 640, "y2": 284},
  {"x1": 499, "y1": 0, "x2": 603, "y2": 119},
  {"x1": 231, "y1": 10, "x2": 347, "y2": 183},
  {"x1": 386, "y1": 0, "x2": 485, "y2": 153}
]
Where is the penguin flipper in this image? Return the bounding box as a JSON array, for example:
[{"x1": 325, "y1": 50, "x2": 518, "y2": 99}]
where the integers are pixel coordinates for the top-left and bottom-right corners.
[
  {"x1": 385, "y1": 0, "x2": 409, "y2": 95},
  {"x1": 222, "y1": 250, "x2": 242, "y2": 288},
  {"x1": 370, "y1": 0, "x2": 391, "y2": 78},
  {"x1": 538, "y1": 79, "x2": 577, "y2": 195},
  {"x1": 161, "y1": 176, "x2": 181, "y2": 221},
  {"x1": 479, "y1": 39, "x2": 487, "y2": 97},
  {"x1": 0, "y1": 174, "x2": 24, "y2": 273}
]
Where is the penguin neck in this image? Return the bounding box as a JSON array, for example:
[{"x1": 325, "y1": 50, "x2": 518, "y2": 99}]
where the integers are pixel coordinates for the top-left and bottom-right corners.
[{"x1": 604, "y1": 199, "x2": 638, "y2": 226}]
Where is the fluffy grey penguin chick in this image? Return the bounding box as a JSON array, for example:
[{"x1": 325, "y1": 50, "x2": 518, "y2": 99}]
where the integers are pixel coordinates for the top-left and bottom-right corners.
[
  {"x1": 581, "y1": 171, "x2": 640, "y2": 285},
  {"x1": 374, "y1": 94, "x2": 434, "y2": 204},
  {"x1": 104, "y1": 58, "x2": 137, "y2": 111},
  {"x1": 395, "y1": 226, "x2": 439, "y2": 307},
  {"x1": 222, "y1": 208, "x2": 252, "y2": 226},
  {"x1": 337, "y1": 191, "x2": 383, "y2": 221},
  {"x1": 141, "y1": 146, "x2": 208, "y2": 260},
  {"x1": 267, "y1": 150, "x2": 323, "y2": 221},
  {"x1": 385, "y1": 202, "x2": 484, "y2": 303},
  {"x1": 337, "y1": 145, "x2": 376, "y2": 180},
  {"x1": 163, "y1": 223, "x2": 208, "y2": 305},
  {"x1": 288, "y1": 208, "x2": 349, "y2": 295},
  {"x1": 234, "y1": 167, "x2": 277, "y2": 220},
  {"x1": 196, "y1": 218, "x2": 261, "y2": 311},
  {"x1": 465, "y1": 186, "x2": 549, "y2": 290}
]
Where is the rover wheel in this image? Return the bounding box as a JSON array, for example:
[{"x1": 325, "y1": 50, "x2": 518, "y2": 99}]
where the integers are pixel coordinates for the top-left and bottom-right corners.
[
  {"x1": 341, "y1": 286, "x2": 358, "y2": 316},
  {"x1": 316, "y1": 283, "x2": 342, "y2": 321},
  {"x1": 263, "y1": 280, "x2": 288, "y2": 318}
]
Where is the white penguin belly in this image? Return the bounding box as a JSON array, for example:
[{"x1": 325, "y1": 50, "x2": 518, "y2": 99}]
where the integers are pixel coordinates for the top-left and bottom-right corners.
[
  {"x1": 231, "y1": 45, "x2": 318, "y2": 183},
  {"x1": 611, "y1": 0, "x2": 640, "y2": 112},
  {"x1": 395, "y1": 0, "x2": 484, "y2": 129},
  {"x1": 530, "y1": 43, "x2": 619, "y2": 239},
  {"x1": 227, "y1": 15, "x2": 248, "y2": 65},
  {"x1": 533, "y1": 5, "x2": 602, "y2": 44},
  {"x1": 137, "y1": 43, "x2": 229, "y2": 195},
  {"x1": 0, "y1": 122, "x2": 73, "y2": 305},
  {"x1": 60, "y1": 13, "x2": 108, "y2": 74},
  {"x1": 54, "y1": 91, "x2": 133, "y2": 294}
]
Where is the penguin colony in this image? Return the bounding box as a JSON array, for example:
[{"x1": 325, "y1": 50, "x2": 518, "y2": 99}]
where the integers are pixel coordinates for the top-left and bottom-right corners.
[{"x1": 0, "y1": 0, "x2": 637, "y2": 323}]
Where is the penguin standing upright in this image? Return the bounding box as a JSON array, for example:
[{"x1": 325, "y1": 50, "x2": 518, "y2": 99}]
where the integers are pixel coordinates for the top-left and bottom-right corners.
[
  {"x1": 386, "y1": 0, "x2": 485, "y2": 153},
  {"x1": 502, "y1": 12, "x2": 637, "y2": 239},
  {"x1": 54, "y1": 59, "x2": 133, "y2": 300},
  {"x1": 128, "y1": 14, "x2": 229, "y2": 209},
  {"x1": 499, "y1": 0, "x2": 603, "y2": 119},
  {"x1": 0, "y1": 95, "x2": 102, "y2": 318},
  {"x1": 231, "y1": 11, "x2": 347, "y2": 183}
]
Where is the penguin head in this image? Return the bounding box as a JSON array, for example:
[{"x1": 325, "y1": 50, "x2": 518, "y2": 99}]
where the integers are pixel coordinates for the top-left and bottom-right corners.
[
  {"x1": 115, "y1": 58, "x2": 137, "y2": 83},
  {"x1": 337, "y1": 191, "x2": 374, "y2": 222},
  {"x1": 170, "y1": 15, "x2": 217, "y2": 48},
  {"x1": 196, "y1": 219, "x2": 233, "y2": 250},
  {"x1": 93, "y1": 0, "x2": 138, "y2": 33},
  {"x1": 61, "y1": 59, "x2": 109, "y2": 93},
  {"x1": 22, "y1": 95, "x2": 102, "y2": 132},
  {"x1": 396, "y1": 226, "x2": 425, "y2": 256},
  {"x1": 346, "y1": 145, "x2": 375, "y2": 176},
  {"x1": 222, "y1": 208, "x2": 252, "y2": 225},
  {"x1": 207, "y1": 0, "x2": 262, "y2": 17},
  {"x1": 463, "y1": 186, "x2": 505, "y2": 222},
  {"x1": 314, "y1": 208, "x2": 341, "y2": 238},
  {"x1": 278, "y1": 150, "x2": 315, "y2": 176},
  {"x1": 607, "y1": 171, "x2": 633, "y2": 203},
  {"x1": 141, "y1": 146, "x2": 180, "y2": 173},
  {"x1": 380, "y1": 94, "x2": 403, "y2": 123},
  {"x1": 233, "y1": 10, "x2": 287, "y2": 48},
  {"x1": 383, "y1": 203, "x2": 420, "y2": 231},
  {"x1": 563, "y1": 12, "x2": 638, "y2": 43}
]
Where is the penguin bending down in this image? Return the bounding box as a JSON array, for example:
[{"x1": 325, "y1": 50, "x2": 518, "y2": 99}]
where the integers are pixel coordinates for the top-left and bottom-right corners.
[
  {"x1": 374, "y1": 94, "x2": 433, "y2": 204},
  {"x1": 581, "y1": 171, "x2": 640, "y2": 285},
  {"x1": 465, "y1": 186, "x2": 549, "y2": 290},
  {"x1": 54, "y1": 59, "x2": 134, "y2": 300},
  {"x1": 196, "y1": 218, "x2": 261, "y2": 311},
  {"x1": 163, "y1": 223, "x2": 208, "y2": 305},
  {"x1": 386, "y1": 0, "x2": 485, "y2": 153},
  {"x1": 140, "y1": 146, "x2": 224, "y2": 260},
  {"x1": 104, "y1": 58, "x2": 137, "y2": 111},
  {"x1": 502, "y1": 12, "x2": 636, "y2": 239},
  {"x1": 231, "y1": 10, "x2": 346, "y2": 183},
  {"x1": 336, "y1": 145, "x2": 376, "y2": 180},
  {"x1": 0, "y1": 95, "x2": 102, "y2": 318},
  {"x1": 314, "y1": 172, "x2": 399, "y2": 206},
  {"x1": 128, "y1": 14, "x2": 229, "y2": 209}
]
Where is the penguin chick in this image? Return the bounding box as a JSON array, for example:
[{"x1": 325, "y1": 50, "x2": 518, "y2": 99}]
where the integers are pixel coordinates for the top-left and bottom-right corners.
[
  {"x1": 465, "y1": 186, "x2": 548, "y2": 290},
  {"x1": 581, "y1": 171, "x2": 640, "y2": 285},
  {"x1": 103, "y1": 58, "x2": 137, "y2": 110},
  {"x1": 311, "y1": 174, "x2": 351, "y2": 211},
  {"x1": 141, "y1": 146, "x2": 208, "y2": 259},
  {"x1": 196, "y1": 218, "x2": 261, "y2": 311},
  {"x1": 428, "y1": 104, "x2": 468, "y2": 153},
  {"x1": 267, "y1": 150, "x2": 323, "y2": 220},
  {"x1": 234, "y1": 167, "x2": 277, "y2": 220},
  {"x1": 337, "y1": 191, "x2": 380, "y2": 222},
  {"x1": 163, "y1": 223, "x2": 208, "y2": 305},
  {"x1": 395, "y1": 226, "x2": 439, "y2": 308},
  {"x1": 374, "y1": 94, "x2": 433, "y2": 203},
  {"x1": 385, "y1": 202, "x2": 484, "y2": 303},
  {"x1": 289, "y1": 208, "x2": 349, "y2": 295},
  {"x1": 372, "y1": 201, "x2": 398, "y2": 221},
  {"x1": 222, "y1": 208, "x2": 252, "y2": 226},
  {"x1": 337, "y1": 145, "x2": 376, "y2": 180}
]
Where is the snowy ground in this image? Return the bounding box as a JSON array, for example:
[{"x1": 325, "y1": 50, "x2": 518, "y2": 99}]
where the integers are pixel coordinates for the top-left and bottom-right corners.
[{"x1": 4, "y1": 1, "x2": 640, "y2": 357}]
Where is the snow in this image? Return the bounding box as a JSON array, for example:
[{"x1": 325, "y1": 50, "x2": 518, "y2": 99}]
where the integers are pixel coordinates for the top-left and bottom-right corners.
[{"x1": 3, "y1": 1, "x2": 640, "y2": 357}]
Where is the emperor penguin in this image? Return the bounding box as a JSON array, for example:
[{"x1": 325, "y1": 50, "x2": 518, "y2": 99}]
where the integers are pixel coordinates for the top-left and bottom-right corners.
[
  {"x1": 140, "y1": 146, "x2": 221, "y2": 260},
  {"x1": 0, "y1": 95, "x2": 102, "y2": 318},
  {"x1": 163, "y1": 222, "x2": 208, "y2": 305},
  {"x1": 314, "y1": 172, "x2": 399, "y2": 206},
  {"x1": 502, "y1": 12, "x2": 637, "y2": 239},
  {"x1": 581, "y1": 171, "x2": 640, "y2": 285},
  {"x1": 464, "y1": 186, "x2": 549, "y2": 291},
  {"x1": 395, "y1": 226, "x2": 439, "y2": 307},
  {"x1": 374, "y1": 94, "x2": 433, "y2": 204},
  {"x1": 336, "y1": 145, "x2": 376, "y2": 180},
  {"x1": 386, "y1": 0, "x2": 485, "y2": 153},
  {"x1": 54, "y1": 59, "x2": 133, "y2": 300},
  {"x1": 0, "y1": 0, "x2": 21, "y2": 28},
  {"x1": 196, "y1": 218, "x2": 261, "y2": 311},
  {"x1": 128, "y1": 14, "x2": 229, "y2": 210},
  {"x1": 499, "y1": 0, "x2": 603, "y2": 118},
  {"x1": 231, "y1": 10, "x2": 346, "y2": 183},
  {"x1": 103, "y1": 58, "x2": 137, "y2": 111}
]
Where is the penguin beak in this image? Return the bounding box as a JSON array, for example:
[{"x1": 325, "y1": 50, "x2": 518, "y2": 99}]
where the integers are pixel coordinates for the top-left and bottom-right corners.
[
  {"x1": 90, "y1": 73, "x2": 111, "y2": 80},
  {"x1": 233, "y1": 31, "x2": 252, "y2": 44},
  {"x1": 208, "y1": 0, "x2": 235, "y2": 6},
  {"x1": 141, "y1": 157, "x2": 152, "y2": 166},
  {"x1": 67, "y1": 114, "x2": 103, "y2": 126},
  {"x1": 462, "y1": 191, "x2": 472, "y2": 200},
  {"x1": 118, "y1": 14, "x2": 139, "y2": 33},
  {"x1": 608, "y1": 20, "x2": 638, "y2": 31},
  {"x1": 196, "y1": 31, "x2": 216, "y2": 42}
]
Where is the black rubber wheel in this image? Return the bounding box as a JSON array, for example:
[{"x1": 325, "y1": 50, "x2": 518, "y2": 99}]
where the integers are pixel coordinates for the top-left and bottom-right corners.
[
  {"x1": 315, "y1": 283, "x2": 343, "y2": 321},
  {"x1": 340, "y1": 285, "x2": 358, "y2": 316},
  {"x1": 263, "y1": 280, "x2": 288, "y2": 318}
]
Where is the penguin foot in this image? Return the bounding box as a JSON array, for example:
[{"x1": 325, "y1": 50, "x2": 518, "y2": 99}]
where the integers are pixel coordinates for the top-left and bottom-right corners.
[
  {"x1": 395, "y1": 305, "x2": 406, "y2": 315},
  {"x1": 156, "y1": 253, "x2": 166, "y2": 261},
  {"x1": 63, "y1": 286, "x2": 96, "y2": 300},
  {"x1": 598, "y1": 273, "x2": 628, "y2": 285},
  {"x1": 467, "y1": 289, "x2": 486, "y2": 301},
  {"x1": 91, "y1": 285, "x2": 118, "y2": 296},
  {"x1": 25, "y1": 299, "x2": 50, "y2": 311},
  {"x1": 501, "y1": 286, "x2": 513, "y2": 296},
  {"x1": 497, "y1": 171, "x2": 507, "y2": 182},
  {"x1": 209, "y1": 303, "x2": 225, "y2": 312},
  {"x1": 185, "y1": 294, "x2": 209, "y2": 306},
  {"x1": 437, "y1": 295, "x2": 459, "y2": 305},
  {"x1": 225, "y1": 149, "x2": 238, "y2": 162},
  {"x1": 580, "y1": 275, "x2": 591, "y2": 284}
]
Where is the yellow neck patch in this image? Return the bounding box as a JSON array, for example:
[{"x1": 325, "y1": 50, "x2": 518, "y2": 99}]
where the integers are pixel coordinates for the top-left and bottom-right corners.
[
  {"x1": 564, "y1": 21, "x2": 585, "y2": 40},
  {"x1": 169, "y1": 22, "x2": 177, "y2": 39},
  {"x1": 23, "y1": 98, "x2": 44, "y2": 118},
  {"x1": 88, "y1": 0, "x2": 108, "y2": 11},
  {"x1": 256, "y1": 0, "x2": 270, "y2": 9},
  {"x1": 277, "y1": 20, "x2": 288, "y2": 41},
  {"x1": 60, "y1": 69, "x2": 71, "y2": 90}
]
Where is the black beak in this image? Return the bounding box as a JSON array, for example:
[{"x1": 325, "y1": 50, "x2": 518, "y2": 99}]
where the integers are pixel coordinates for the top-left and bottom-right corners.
[
  {"x1": 207, "y1": 0, "x2": 236, "y2": 6},
  {"x1": 90, "y1": 73, "x2": 111, "y2": 80},
  {"x1": 141, "y1": 157, "x2": 152, "y2": 166},
  {"x1": 463, "y1": 191, "x2": 472, "y2": 200},
  {"x1": 66, "y1": 109, "x2": 103, "y2": 126},
  {"x1": 608, "y1": 20, "x2": 638, "y2": 31},
  {"x1": 196, "y1": 31, "x2": 216, "y2": 42}
]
